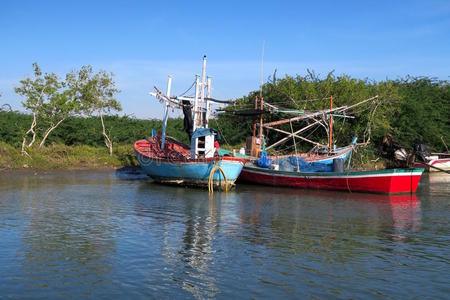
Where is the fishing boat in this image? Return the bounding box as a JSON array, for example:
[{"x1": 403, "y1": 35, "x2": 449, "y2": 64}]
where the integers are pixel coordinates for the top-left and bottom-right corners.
[
  {"x1": 414, "y1": 154, "x2": 450, "y2": 172},
  {"x1": 237, "y1": 96, "x2": 424, "y2": 193},
  {"x1": 225, "y1": 92, "x2": 379, "y2": 170},
  {"x1": 239, "y1": 163, "x2": 424, "y2": 194},
  {"x1": 410, "y1": 143, "x2": 450, "y2": 173},
  {"x1": 270, "y1": 143, "x2": 354, "y2": 172},
  {"x1": 134, "y1": 56, "x2": 245, "y2": 189}
]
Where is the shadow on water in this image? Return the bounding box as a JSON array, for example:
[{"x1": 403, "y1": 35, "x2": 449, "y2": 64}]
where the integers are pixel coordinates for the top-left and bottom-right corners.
[{"x1": 115, "y1": 166, "x2": 148, "y2": 180}]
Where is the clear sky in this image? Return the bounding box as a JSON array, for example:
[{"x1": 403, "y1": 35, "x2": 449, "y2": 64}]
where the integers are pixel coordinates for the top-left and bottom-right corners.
[{"x1": 1, "y1": 0, "x2": 449, "y2": 118}]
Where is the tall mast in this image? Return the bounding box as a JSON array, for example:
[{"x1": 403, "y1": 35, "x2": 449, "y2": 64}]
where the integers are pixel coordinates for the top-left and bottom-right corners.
[
  {"x1": 161, "y1": 75, "x2": 172, "y2": 150},
  {"x1": 259, "y1": 41, "x2": 265, "y2": 149},
  {"x1": 193, "y1": 75, "x2": 200, "y2": 131},
  {"x1": 200, "y1": 55, "x2": 207, "y2": 127},
  {"x1": 206, "y1": 76, "x2": 211, "y2": 127},
  {"x1": 259, "y1": 96, "x2": 264, "y2": 145}
]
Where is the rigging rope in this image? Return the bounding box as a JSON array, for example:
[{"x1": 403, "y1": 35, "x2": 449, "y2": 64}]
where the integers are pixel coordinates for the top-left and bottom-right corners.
[{"x1": 178, "y1": 79, "x2": 196, "y2": 97}]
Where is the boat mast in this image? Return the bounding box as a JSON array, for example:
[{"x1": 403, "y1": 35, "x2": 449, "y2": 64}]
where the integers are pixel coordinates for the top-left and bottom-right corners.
[
  {"x1": 193, "y1": 75, "x2": 200, "y2": 132},
  {"x1": 329, "y1": 95, "x2": 333, "y2": 152},
  {"x1": 259, "y1": 42, "x2": 265, "y2": 150},
  {"x1": 259, "y1": 96, "x2": 264, "y2": 147},
  {"x1": 206, "y1": 76, "x2": 211, "y2": 128},
  {"x1": 253, "y1": 95, "x2": 257, "y2": 138},
  {"x1": 193, "y1": 55, "x2": 208, "y2": 131},
  {"x1": 200, "y1": 55, "x2": 207, "y2": 128},
  {"x1": 161, "y1": 75, "x2": 172, "y2": 150}
]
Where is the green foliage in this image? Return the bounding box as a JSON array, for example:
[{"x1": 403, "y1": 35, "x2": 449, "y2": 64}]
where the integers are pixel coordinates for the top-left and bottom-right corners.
[
  {"x1": 0, "y1": 111, "x2": 31, "y2": 146},
  {"x1": 215, "y1": 73, "x2": 448, "y2": 153},
  {"x1": 391, "y1": 77, "x2": 450, "y2": 150},
  {"x1": 1, "y1": 70, "x2": 449, "y2": 170},
  {"x1": 78, "y1": 67, "x2": 122, "y2": 115},
  {"x1": 0, "y1": 110, "x2": 188, "y2": 147},
  {"x1": 14, "y1": 63, "x2": 122, "y2": 150}
]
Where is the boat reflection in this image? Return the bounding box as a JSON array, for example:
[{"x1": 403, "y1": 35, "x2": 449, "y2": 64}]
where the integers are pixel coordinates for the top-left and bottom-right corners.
[
  {"x1": 133, "y1": 182, "x2": 423, "y2": 296},
  {"x1": 135, "y1": 183, "x2": 221, "y2": 298},
  {"x1": 236, "y1": 186, "x2": 422, "y2": 256}
]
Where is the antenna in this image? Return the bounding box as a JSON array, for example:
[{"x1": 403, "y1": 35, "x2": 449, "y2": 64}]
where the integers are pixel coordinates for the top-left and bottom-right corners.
[
  {"x1": 259, "y1": 41, "x2": 265, "y2": 147},
  {"x1": 260, "y1": 40, "x2": 265, "y2": 99}
]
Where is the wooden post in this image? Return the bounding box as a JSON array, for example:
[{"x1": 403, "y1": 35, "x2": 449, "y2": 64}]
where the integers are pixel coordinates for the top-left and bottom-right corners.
[{"x1": 329, "y1": 95, "x2": 333, "y2": 152}]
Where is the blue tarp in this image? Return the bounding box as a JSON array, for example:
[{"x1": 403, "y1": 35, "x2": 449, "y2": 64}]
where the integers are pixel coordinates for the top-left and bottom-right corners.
[
  {"x1": 277, "y1": 156, "x2": 333, "y2": 172},
  {"x1": 191, "y1": 128, "x2": 221, "y2": 141}
]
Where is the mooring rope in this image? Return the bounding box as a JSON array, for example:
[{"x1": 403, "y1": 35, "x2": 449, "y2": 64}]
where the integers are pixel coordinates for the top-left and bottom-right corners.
[{"x1": 208, "y1": 164, "x2": 228, "y2": 194}]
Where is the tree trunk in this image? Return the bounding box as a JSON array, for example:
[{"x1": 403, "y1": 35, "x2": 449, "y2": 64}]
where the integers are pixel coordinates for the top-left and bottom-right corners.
[
  {"x1": 28, "y1": 112, "x2": 37, "y2": 147},
  {"x1": 21, "y1": 88, "x2": 46, "y2": 156},
  {"x1": 39, "y1": 117, "x2": 65, "y2": 149},
  {"x1": 99, "y1": 110, "x2": 113, "y2": 156},
  {"x1": 21, "y1": 112, "x2": 37, "y2": 156}
]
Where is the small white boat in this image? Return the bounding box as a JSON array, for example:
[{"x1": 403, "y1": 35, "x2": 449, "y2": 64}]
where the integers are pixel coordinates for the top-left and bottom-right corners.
[{"x1": 415, "y1": 155, "x2": 450, "y2": 172}]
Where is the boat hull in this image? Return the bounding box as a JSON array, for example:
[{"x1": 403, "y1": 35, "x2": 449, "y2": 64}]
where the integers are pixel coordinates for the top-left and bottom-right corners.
[
  {"x1": 239, "y1": 165, "x2": 424, "y2": 194},
  {"x1": 135, "y1": 146, "x2": 244, "y2": 187},
  {"x1": 273, "y1": 146, "x2": 352, "y2": 164},
  {"x1": 415, "y1": 157, "x2": 450, "y2": 172}
]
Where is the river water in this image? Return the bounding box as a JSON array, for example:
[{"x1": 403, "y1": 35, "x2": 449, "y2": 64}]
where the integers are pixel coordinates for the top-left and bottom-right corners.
[{"x1": 0, "y1": 170, "x2": 449, "y2": 299}]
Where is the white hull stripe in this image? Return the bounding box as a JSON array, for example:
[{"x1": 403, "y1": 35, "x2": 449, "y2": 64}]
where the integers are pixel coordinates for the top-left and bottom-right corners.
[{"x1": 244, "y1": 168, "x2": 422, "y2": 179}]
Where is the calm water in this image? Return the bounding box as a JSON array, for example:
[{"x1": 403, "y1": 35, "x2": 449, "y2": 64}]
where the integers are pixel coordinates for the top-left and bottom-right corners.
[{"x1": 0, "y1": 170, "x2": 449, "y2": 299}]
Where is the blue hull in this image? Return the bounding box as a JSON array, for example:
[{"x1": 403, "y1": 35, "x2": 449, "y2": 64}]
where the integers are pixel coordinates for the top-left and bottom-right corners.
[
  {"x1": 136, "y1": 152, "x2": 244, "y2": 187},
  {"x1": 306, "y1": 149, "x2": 350, "y2": 164},
  {"x1": 273, "y1": 147, "x2": 352, "y2": 172}
]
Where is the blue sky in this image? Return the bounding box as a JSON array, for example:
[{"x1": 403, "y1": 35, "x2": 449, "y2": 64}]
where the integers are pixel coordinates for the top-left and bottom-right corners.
[{"x1": 0, "y1": 0, "x2": 449, "y2": 118}]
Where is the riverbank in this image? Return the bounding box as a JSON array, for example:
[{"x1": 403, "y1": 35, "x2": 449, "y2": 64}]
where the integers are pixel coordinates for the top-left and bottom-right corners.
[
  {"x1": 0, "y1": 141, "x2": 385, "y2": 171},
  {"x1": 0, "y1": 141, "x2": 138, "y2": 171}
]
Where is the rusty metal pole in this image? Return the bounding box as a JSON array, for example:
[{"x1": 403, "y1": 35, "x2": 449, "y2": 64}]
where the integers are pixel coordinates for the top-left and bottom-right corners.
[
  {"x1": 329, "y1": 95, "x2": 333, "y2": 152},
  {"x1": 253, "y1": 95, "x2": 258, "y2": 138},
  {"x1": 259, "y1": 96, "x2": 264, "y2": 149}
]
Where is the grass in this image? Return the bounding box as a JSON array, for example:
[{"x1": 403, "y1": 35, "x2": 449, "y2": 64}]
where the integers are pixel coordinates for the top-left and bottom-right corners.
[
  {"x1": 0, "y1": 141, "x2": 385, "y2": 171},
  {"x1": 0, "y1": 141, "x2": 138, "y2": 171}
]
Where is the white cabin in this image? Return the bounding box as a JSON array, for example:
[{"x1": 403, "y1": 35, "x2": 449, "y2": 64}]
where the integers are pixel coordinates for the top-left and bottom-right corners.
[{"x1": 190, "y1": 129, "x2": 216, "y2": 159}]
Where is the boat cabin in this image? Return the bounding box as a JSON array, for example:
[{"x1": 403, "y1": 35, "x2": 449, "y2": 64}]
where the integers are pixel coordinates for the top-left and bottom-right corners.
[{"x1": 190, "y1": 128, "x2": 217, "y2": 159}]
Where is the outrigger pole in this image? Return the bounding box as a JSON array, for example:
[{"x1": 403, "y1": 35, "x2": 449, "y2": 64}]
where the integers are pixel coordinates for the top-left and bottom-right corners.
[{"x1": 262, "y1": 95, "x2": 379, "y2": 151}]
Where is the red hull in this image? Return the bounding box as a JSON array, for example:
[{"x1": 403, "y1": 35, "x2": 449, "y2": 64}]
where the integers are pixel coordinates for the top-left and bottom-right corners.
[{"x1": 239, "y1": 166, "x2": 423, "y2": 194}]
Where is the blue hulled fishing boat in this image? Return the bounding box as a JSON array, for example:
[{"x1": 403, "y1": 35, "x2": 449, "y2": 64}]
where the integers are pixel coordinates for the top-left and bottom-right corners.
[{"x1": 134, "y1": 56, "x2": 245, "y2": 189}]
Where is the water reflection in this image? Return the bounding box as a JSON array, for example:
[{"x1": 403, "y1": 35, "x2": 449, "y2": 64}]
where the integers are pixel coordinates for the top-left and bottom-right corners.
[
  {"x1": 420, "y1": 173, "x2": 450, "y2": 196},
  {"x1": 1, "y1": 171, "x2": 448, "y2": 299},
  {"x1": 135, "y1": 183, "x2": 223, "y2": 298},
  {"x1": 132, "y1": 182, "x2": 425, "y2": 298},
  {"x1": 234, "y1": 187, "x2": 422, "y2": 261},
  {"x1": 1, "y1": 172, "x2": 119, "y2": 298}
]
